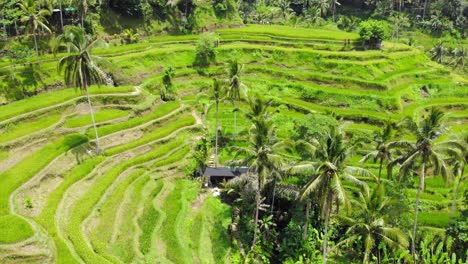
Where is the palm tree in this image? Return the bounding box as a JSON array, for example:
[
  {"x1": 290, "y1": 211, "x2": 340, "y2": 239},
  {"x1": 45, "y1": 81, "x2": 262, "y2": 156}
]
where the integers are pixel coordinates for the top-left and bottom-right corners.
[
  {"x1": 56, "y1": 26, "x2": 106, "y2": 154},
  {"x1": 361, "y1": 122, "x2": 405, "y2": 183},
  {"x1": 291, "y1": 127, "x2": 371, "y2": 264},
  {"x1": 333, "y1": 184, "x2": 409, "y2": 263},
  {"x1": 210, "y1": 78, "x2": 223, "y2": 167},
  {"x1": 225, "y1": 59, "x2": 247, "y2": 141},
  {"x1": 19, "y1": 0, "x2": 51, "y2": 59},
  {"x1": 316, "y1": 0, "x2": 330, "y2": 17},
  {"x1": 388, "y1": 108, "x2": 453, "y2": 258},
  {"x1": 390, "y1": 12, "x2": 410, "y2": 41},
  {"x1": 230, "y1": 94, "x2": 286, "y2": 249},
  {"x1": 72, "y1": 0, "x2": 88, "y2": 28},
  {"x1": 430, "y1": 41, "x2": 446, "y2": 64},
  {"x1": 451, "y1": 46, "x2": 466, "y2": 69},
  {"x1": 441, "y1": 135, "x2": 467, "y2": 220}
]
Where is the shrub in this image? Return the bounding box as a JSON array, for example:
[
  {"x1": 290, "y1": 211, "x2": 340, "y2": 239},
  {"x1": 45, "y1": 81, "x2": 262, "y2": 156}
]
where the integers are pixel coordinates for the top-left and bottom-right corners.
[
  {"x1": 359, "y1": 20, "x2": 387, "y2": 49},
  {"x1": 194, "y1": 33, "x2": 218, "y2": 67}
]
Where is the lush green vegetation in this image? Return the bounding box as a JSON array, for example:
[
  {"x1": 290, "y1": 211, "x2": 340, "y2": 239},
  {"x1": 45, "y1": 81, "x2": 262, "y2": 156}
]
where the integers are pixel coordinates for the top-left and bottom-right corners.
[
  {"x1": 64, "y1": 109, "x2": 129, "y2": 128},
  {"x1": 0, "y1": 1, "x2": 466, "y2": 263}
]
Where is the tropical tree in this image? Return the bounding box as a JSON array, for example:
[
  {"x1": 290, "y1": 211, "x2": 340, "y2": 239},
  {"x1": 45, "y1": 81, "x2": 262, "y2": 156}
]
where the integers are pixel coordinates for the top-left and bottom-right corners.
[
  {"x1": 361, "y1": 122, "x2": 402, "y2": 183},
  {"x1": 332, "y1": 184, "x2": 409, "y2": 263},
  {"x1": 430, "y1": 41, "x2": 446, "y2": 64},
  {"x1": 210, "y1": 78, "x2": 224, "y2": 167},
  {"x1": 56, "y1": 26, "x2": 106, "y2": 154},
  {"x1": 225, "y1": 59, "x2": 247, "y2": 140},
  {"x1": 72, "y1": 0, "x2": 88, "y2": 28},
  {"x1": 316, "y1": 0, "x2": 330, "y2": 17},
  {"x1": 390, "y1": 12, "x2": 410, "y2": 41},
  {"x1": 19, "y1": 0, "x2": 51, "y2": 59},
  {"x1": 451, "y1": 46, "x2": 466, "y2": 69},
  {"x1": 388, "y1": 108, "x2": 453, "y2": 259},
  {"x1": 291, "y1": 127, "x2": 371, "y2": 264},
  {"x1": 229, "y1": 94, "x2": 286, "y2": 249},
  {"x1": 441, "y1": 135, "x2": 467, "y2": 220}
]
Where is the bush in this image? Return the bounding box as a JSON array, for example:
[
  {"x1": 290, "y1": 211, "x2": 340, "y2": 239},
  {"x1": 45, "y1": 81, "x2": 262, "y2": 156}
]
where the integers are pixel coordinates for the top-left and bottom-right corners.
[
  {"x1": 194, "y1": 33, "x2": 218, "y2": 67},
  {"x1": 359, "y1": 20, "x2": 387, "y2": 49}
]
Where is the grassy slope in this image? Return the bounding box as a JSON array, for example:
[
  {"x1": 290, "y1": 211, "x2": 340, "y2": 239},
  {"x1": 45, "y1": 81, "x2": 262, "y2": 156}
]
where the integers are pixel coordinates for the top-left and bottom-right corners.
[{"x1": 0, "y1": 24, "x2": 465, "y2": 263}]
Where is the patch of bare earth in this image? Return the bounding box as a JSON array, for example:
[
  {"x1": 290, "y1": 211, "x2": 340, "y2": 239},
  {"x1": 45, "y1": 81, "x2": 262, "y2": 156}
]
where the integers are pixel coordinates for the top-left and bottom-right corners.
[
  {"x1": 14, "y1": 149, "x2": 87, "y2": 217},
  {"x1": 191, "y1": 192, "x2": 208, "y2": 211},
  {"x1": 0, "y1": 139, "x2": 48, "y2": 174},
  {"x1": 0, "y1": 240, "x2": 51, "y2": 264}
]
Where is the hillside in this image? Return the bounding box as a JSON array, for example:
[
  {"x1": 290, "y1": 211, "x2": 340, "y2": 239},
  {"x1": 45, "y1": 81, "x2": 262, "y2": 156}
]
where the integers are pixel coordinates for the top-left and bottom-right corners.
[{"x1": 0, "y1": 24, "x2": 467, "y2": 263}]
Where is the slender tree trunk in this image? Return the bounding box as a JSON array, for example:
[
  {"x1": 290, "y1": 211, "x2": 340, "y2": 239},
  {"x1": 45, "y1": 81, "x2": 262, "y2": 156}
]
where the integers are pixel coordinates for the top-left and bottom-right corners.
[
  {"x1": 270, "y1": 173, "x2": 276, "y2": 214},
  {"x1": 378, "y1": 157, "x2": 383, "y2": 183},
  {"x1": 33, "y1": 31, "x2": 39, "y2": 58},
  {"x1": 449, "y1": 174, "x2": 463, "y2": 220},
  {"x1": 323, "y1": 200, "x2": 330, "y2": 264},
  {"x1": 59, "y1": 0, "x2": 64, "y2": 31},
  {"x1": 85, "y1": 82, "x2": 101, "y2": 154},
  {"x1": 422, "y1": 0, "x2": 428, "y2": 20},
  {"x1": 14, "y1": 21, "x2": 18, "y2": 35},
  {"x1": 303, "y1": 200, "x2": 311, "y2": 240},
  {"x1": 233, "y1": 109, "x2": 237, "y2": 141},
  {"x1": 215, "y1": 100, "x2": 219, "y2": 167},
  {"x1": 251, "y1": 191, "x2": 260, "y2": 251},
  {"x1": 411, "y1": 162, "x2": 425, "y2": 260},
  {"x1": 1, "y1": 14, "x2": 7, "y2": 42}
]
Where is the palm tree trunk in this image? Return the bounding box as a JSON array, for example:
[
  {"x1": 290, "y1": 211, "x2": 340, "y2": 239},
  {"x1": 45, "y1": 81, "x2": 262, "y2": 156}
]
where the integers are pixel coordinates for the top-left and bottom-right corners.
[
  {"x1": 251, "y1": 191, "x2": 260, "y2": 251},
  {"x1": 323, "y1": 200, "x2": 331, "y2": 264},
  {"x1": 33, "y1": 31, "x2": 39, "y2": 58},
  {"x1": 233, "y1": 110, "x2": 237, "y2": 141},
  {"x1": 422, "y1": 0, "x2": 428, "y2": 20},
  {"x1": 378, "y1": 157, "x2": 383, "y2": 183},
  {"x1": 215, "y1": 100, "x2": 219, "y2": 167},
  {"x1": 85, "y1": 82, "x2": 101, "y2": 154},
  {"x1": 270, "y1": 173, "x2": 276, "y2": 214},
  {"x1": 59, "y1": 0, "x2": 64, "y2": 31},
  {"x1": 449, "y1": 174, "x2": 463, "y2": 220},
  {"x1": 411, "y1": 162, "x2": 425, "y2": 259},
  {"x1": 303, "y1": 200, "x2": 311, "y2": 240}
]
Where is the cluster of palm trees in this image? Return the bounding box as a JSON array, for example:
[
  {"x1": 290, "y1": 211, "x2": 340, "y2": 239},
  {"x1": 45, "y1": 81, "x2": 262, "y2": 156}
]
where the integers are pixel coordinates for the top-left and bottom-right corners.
[
  {"x1": 221, "y1": 94, "x2": 466, "y2": 263},
  {"x1": 430, "y1": 41, "x2": 467, "y2": 69},
  {"x1": 2, "y1": 0, "x2": 89, "y2": 58},
  {"x1": 208, "y1": 59, "x2": 247, "y2": 167}
]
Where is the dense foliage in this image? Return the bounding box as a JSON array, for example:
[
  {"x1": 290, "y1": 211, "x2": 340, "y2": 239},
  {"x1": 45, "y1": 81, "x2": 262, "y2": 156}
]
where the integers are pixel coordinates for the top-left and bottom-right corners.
[{"x1": 0, "y1": 1, "x2": 466, "y2": 264}]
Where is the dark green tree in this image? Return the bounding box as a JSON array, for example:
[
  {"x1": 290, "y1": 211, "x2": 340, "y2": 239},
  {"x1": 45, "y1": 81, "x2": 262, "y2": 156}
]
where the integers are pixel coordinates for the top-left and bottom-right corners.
[
  {"x1": 56, "y1": 26, "x2": 106, "y2": 154},
  {"x1": 291, "y1": 127, "x2": 371, "y2": 264},
  {"x1": 333, "y1": 184, "x2": 409, "y2": 263},
  {"x1": 19, "y1": 0, "x2": 51, "y2": 59},
  {"x1": 389, "y1": 108, "x2": 453, "y2": 259}
]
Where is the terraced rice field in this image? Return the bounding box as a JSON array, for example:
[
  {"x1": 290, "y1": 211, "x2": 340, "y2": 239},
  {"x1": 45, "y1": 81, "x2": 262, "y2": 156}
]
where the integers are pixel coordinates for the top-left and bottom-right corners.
[{"x1": 0, "y1": 25, "x2": 466, "y2": 263}]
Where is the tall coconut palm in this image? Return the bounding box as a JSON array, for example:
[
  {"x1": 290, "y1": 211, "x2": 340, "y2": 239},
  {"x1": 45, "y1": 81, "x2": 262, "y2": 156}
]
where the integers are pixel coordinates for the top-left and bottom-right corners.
[
  {"x1": 226, "y1": 59, "x2": 247, "y2": 141},
  {"x1": 388, "y1": 108, "x2": 452, "y2": 258},
  {"x1": 56, "y1": 26, "x2": 106, "y2": 154},
  {"x1": 333, "y1": 184, "x2": 409, "y2": 263},
  {"x1": 19, "y1": 0, "x2": 51, "y2": 59},
  {"x1": 230, "y1": 94, "x2": 286, "y2": 249},
  {"x1": 291, "y1": 127, "x2": 371, "y2": 264},
  {"x1": 210, "y1": 78, "x2": 224, "y2": 167},
  {"x1": 440, "y1": 135, "x2": 467, "y2": 220}
]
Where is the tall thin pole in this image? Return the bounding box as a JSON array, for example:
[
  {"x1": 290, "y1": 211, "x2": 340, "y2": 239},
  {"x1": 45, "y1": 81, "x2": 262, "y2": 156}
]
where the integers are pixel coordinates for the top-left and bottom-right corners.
[{"x1": 59, "y1": 0, "x2": 64, "y2": 31}]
